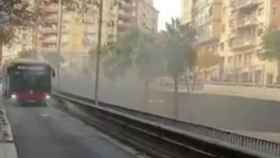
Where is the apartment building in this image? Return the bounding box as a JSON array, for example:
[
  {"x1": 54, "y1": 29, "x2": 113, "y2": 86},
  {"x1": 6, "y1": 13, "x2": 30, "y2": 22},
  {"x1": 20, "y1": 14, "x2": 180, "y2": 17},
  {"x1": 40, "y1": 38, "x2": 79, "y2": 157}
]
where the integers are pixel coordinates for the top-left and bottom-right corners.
[
  {"x1": 37, "y1": 0, "x2": 95, "y2": 60},
  {"x1": 135, "y1": 0, "x2": 158, "y2": 32},
  {"x1": 110, "y1": 0, "x2": 158, "y2": 44},
  {"x1": 5, "y1": 0, "x2": 157, "y2": 62},
  {"x1": 82, "y1": 0, "x2": 158, "y2": 49},
  {"x1": 37, "y1": 0, "x2": 62, "y2": 53},
  {"x1": 224, "y1": 0, "x2": 280, "y2": 85},
  {"x1": 183, "y1": 0, "x2": 280, "y2": 85},
  {"x1": 181, "y1": 0, "x2": 193, "y2": 24},
  {"x1": 191, "y1": 0, "x2": 224, "y2": 80}
]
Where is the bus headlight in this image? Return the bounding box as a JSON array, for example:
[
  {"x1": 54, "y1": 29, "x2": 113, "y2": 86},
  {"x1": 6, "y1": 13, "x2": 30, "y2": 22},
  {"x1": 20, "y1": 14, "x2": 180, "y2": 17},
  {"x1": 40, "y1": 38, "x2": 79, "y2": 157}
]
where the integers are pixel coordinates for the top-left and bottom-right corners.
[
  {"x1": 45, "y1": 94, "x2": 51, "y2": 100},
  {"x1": 11, "y1": 94, "x2": 17, "y2": 100}
]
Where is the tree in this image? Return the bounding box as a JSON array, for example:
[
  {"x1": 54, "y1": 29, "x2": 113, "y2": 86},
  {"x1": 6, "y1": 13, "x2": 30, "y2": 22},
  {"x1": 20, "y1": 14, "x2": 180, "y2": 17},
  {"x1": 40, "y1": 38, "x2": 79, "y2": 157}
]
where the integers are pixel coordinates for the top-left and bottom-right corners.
[
  {"x1": 0, "y1": 0, "x2": 34, "y2": 64},
  {"x1": 17, "y1": 49, "x2": 37, "y2": 59},
  {"x1": 163, "y1": 18, "x2": 197, "y2": 116},
  {"x1": 197, "y1": 51, "x2": 222, "y2": 69},
  {"x1": 134, "y1": 32, "x2": 164, "y2": 104},
  {"x1": 262, "y1": 30, "x2": 280, "y2": 82},
  {"x1": 103, "y1": 28, "x2": 164, "y2": 104},
  {"x1": 42, "y1": 52, "x2": 64, "y2": 68},
  {"x1": 103, "y1": 28, "x2": 141, "y2": 80}
]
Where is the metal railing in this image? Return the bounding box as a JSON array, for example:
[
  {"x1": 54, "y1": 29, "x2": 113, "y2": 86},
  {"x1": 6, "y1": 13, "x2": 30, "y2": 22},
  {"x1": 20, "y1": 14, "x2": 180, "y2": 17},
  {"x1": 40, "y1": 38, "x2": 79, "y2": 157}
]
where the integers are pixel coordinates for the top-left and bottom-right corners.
[
  {"x1": 55, "y1": 91, "x2": 280, "y2": 158},
  {"x1": 231, "y1": 0, "x2": 260, "y2": 10}
]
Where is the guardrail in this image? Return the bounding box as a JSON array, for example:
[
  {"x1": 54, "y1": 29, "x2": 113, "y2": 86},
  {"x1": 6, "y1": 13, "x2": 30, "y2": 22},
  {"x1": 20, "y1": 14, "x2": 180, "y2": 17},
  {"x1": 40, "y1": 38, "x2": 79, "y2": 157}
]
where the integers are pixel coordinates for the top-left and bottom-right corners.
[{"x1": 54, "y1": 91, "x2": 280, "y2": 158}]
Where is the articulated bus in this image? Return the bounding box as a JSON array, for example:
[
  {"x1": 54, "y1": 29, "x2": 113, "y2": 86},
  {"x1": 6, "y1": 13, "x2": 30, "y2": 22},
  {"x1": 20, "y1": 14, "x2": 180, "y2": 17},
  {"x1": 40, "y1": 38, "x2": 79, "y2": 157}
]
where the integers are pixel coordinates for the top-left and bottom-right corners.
[{"x1": 2, "y1": 60, "x2": 55, "y2": 104}]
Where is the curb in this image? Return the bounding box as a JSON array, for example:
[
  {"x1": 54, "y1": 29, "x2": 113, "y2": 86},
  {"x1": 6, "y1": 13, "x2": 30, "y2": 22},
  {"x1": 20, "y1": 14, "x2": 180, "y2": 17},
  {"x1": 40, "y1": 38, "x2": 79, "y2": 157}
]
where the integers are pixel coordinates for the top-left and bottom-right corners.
[{"x1": 0, "y1": 106, "x2": 18, "y2": 158}]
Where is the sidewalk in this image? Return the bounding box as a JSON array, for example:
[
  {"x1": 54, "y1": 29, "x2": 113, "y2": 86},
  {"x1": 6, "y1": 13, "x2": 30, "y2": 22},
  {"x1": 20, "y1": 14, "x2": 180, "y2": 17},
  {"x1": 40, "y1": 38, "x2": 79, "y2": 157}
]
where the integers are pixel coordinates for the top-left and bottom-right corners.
[
  {"x1": 199, "y1": 84, "x2": 280, "y2": 102},
  {"x1": 152, "y1": 83, "x2": 280, "y2": 102},
  {"x1": 0, "y1": 104, "x2": 17, "y2": 158}
]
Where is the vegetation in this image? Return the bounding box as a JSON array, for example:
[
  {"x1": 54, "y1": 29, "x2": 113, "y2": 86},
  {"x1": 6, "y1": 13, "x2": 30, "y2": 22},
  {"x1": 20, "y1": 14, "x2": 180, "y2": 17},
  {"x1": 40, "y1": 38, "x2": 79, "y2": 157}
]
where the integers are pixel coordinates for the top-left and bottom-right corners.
[
  {"x1": 263, "y1": 30, "x2": 280, "y2": 59},
  {"x1": 262, "y1": 30, "x2": 280, "y2": 82},
  {"x1": 42, "y1": 52, "x2": 64, "y2": 68},
  {"x1": 163, "y1": 18, "x2": 197, "y2": 113},
  {"x1": 0, "y1": 0, "x2": 34, "y2": 63},
  {"x1": 17, "y1": 49, "x2": 37, "y2": 59},
  {"x1": 103, "y1": 27, "x2": 164, "y2": 104},
  {"x1": 103, "y1": 19, "x2": 197, "y2": 112},
  {"x1": 197, "y1": 51, "x2": 222, "y2": 69}
]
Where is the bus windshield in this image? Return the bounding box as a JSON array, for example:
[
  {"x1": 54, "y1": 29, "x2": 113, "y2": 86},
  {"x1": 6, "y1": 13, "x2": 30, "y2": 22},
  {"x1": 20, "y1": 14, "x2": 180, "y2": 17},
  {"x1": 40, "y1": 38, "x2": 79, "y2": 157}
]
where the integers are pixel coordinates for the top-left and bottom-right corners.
[{"x1": 11, "y1": 69, "x2": 51, "y2": 91}]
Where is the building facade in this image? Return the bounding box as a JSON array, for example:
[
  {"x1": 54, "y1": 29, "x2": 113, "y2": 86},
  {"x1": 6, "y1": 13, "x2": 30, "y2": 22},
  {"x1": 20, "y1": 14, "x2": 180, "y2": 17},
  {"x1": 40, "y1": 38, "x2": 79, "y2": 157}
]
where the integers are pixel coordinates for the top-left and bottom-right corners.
[
  {"x1": 183, "y1": 0, "x2": 280, "y2": 85},
  {"x1": 106, "y1": 0, "x2": 158, "y2": 46},
  {"x1": 1, "y1": 0, "x2": 157, "y2": 64},
  {"x1": 37, "y1": 0, "x2": 87, "y2": 55},
  {"x1": 191, "y1": 0, "x2": 224, "y2": 81},
  {"x1": 70, "y1": 0, "x2": 158, "y2": 51},
  {"x1": 181, "y1": 0, "x2": 193, "y2": 24},
  {"x1": 37, "y1": 0, "x2": 60, "y2": 53},
  {"x1": 224, "y1": 0, "x2": 280, "y2": 85},
  {"x1": 135, "y1": 0, "x2": 158, "y2": 32}
]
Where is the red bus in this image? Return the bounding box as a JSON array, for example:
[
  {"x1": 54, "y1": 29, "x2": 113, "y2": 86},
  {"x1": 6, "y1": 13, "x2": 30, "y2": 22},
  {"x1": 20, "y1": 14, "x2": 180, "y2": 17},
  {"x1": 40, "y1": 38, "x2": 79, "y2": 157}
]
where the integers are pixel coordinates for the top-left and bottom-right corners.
[{"x1": 2, "y1": 60, "x2": 55, "y2": 104}]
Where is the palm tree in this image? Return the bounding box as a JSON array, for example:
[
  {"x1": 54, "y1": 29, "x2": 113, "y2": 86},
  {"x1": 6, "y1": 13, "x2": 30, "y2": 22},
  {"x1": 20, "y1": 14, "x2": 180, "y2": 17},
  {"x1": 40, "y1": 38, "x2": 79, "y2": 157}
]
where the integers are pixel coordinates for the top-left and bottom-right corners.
[{"x1": 163, "y1": 18, "x2": 197, "y2": 117}]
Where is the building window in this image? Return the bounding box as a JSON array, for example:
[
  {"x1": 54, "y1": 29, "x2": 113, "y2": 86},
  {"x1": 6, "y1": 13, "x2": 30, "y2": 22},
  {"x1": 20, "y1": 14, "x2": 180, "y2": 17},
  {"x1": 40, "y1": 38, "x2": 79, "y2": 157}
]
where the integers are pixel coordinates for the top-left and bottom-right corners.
[
  {"x1": 273, "y1": 7, "x2": 277, "y2": 16},
  {"x1": 228, "y1": 57, "x2": 233, "y2": 64},
  {"x1": 220, "y1": 43, "x2": 224, "y2": 51},
  {"x1": 257, "y1": 28, "x2": 263, "y2": 36},
  {"x1": 258, "y1": 8, "x2": 263, "y2": 16},
  {"x1": 209, "y1": 6, "x2": 213, "y2": 16}
]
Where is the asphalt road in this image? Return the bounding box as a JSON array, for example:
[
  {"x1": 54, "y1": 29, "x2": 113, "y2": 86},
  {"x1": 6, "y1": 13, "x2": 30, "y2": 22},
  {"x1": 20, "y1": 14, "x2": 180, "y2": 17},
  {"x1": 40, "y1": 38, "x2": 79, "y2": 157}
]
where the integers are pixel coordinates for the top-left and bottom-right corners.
[{"x1": 5, "y1": 101, "x2": 138, "y2": 158}]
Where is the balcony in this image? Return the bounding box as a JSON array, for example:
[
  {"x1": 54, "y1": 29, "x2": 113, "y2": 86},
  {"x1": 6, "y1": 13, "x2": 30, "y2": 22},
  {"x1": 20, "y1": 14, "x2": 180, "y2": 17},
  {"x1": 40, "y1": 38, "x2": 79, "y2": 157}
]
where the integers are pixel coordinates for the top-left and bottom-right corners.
[
  {"x1": 194, "y1": 30, "x2": 220, "y2": 45},
  {"x1": 39, "y1": 47, "x2": 65, "y2": 53},
  {"x1": 231, "y1": 0, "x2": 261, "y2": 10},
  {"x1": 40, "y1": 27, "x2": 57, "y2": 36},
  {"x1": 119, "y1": 0, "x2": 132, "y2": 12},
  {"x1": 40, "y1": 43, "x2": 56, "y2": 49},
  {"x1": 118, "y1": 10, "x2": 132, "y2": 22},
  {"x1": 40, "y1": 4, "x2": 58, "y2": 15},
  {"x1": 45, "y1": 14, "x2": 58, "y2": 23},
  {"x1": 82, "y1": 16, "x2": 95, "y2": 25},
  {"x1": 40, "y1": 36, "x2": 57, "y2": 45},
  {"x1": 232, "y1": 17, "x2": 259, "y2": 30},
  {"x1": 230, "y1": 37, "x2": 257, "y2": 50},
  {"x1": 43, "y1": 18, "x2": 57, "y2": 26}
]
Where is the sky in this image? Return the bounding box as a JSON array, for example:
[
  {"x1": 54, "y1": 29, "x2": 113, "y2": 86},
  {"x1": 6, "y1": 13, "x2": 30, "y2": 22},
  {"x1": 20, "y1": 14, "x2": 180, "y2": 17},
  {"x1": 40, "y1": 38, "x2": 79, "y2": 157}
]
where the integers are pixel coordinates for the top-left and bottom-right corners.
[{"x1": 154, "y1": 0, "x2": 181, "y2": 30}]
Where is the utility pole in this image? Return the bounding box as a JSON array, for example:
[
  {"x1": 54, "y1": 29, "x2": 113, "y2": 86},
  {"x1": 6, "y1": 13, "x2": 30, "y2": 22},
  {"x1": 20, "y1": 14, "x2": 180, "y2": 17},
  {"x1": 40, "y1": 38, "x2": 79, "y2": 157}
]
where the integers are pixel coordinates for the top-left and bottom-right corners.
[
  {"x1": 57, "y1": 0, "x2": 63, "y2": 55},
  {"x1": 57, "y1": 0, "x2": 63, "y2": 89},
  {"x1": 32, "y1": 0, "x2": 39, "y2": 53},
  {"x1": 94, "y1": 0, "x2": 104, "y2": 106}
]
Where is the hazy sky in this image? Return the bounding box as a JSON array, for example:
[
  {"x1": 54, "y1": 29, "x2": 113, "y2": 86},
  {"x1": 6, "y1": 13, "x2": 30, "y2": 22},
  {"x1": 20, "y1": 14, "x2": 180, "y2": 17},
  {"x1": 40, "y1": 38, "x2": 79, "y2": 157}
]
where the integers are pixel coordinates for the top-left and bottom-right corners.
[{"x1": 154, "y1": 0, "x2": 181, "y2": 30}]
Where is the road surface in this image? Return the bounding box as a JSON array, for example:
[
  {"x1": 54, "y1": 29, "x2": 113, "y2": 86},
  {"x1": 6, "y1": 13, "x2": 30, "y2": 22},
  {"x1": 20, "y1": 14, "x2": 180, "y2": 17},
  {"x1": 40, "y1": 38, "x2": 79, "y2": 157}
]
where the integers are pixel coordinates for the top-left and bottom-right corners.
[{"x1": 5, "y1": 100, "x2": 138, "y2": 158}]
